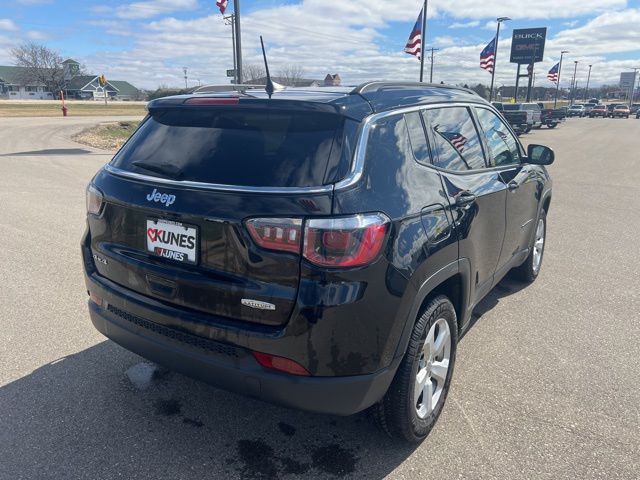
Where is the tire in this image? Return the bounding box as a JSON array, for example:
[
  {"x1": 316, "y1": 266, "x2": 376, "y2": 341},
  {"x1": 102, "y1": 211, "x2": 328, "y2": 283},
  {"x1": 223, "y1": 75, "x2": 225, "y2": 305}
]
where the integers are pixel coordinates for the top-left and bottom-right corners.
[
  {"x1": 547, "y1": 123, "x2": 557, "y2": 129},
  {"x1": 524, "y1": 125, "x2": 532, "y2": 133},
  {"x1": 512, "y1": 209, "x2": 547, "y2": 283},
  {"x1": 369, "y1": 295, "x2": 458, "y2": 443}
]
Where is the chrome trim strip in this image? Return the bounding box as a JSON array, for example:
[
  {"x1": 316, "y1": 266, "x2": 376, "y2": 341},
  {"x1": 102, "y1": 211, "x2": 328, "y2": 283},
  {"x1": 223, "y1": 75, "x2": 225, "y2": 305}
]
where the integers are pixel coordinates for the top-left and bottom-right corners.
[
  {"x1": 103, "y1": 164, "x2": 334, "y2": 195},
  {"x1": 334, "y1": 101, "x2": 490, "y2": 191}
]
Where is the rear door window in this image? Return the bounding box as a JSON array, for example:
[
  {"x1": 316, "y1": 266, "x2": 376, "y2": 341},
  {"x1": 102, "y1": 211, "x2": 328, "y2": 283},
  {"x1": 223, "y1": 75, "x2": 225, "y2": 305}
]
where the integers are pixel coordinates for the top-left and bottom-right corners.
[
  {"x1": 422, "y1": 107, "x2": 486, "y2": 171},
  {"x1": 404, "y1": 111, "x2": 431, "y2": 164},
  {"x1": 111, "y1": 108, "x2": 345, "y2": 188}
]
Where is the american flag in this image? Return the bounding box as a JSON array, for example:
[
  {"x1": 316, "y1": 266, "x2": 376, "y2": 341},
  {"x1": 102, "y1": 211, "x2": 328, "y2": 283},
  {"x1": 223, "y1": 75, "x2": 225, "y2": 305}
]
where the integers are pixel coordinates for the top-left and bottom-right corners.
[
  {"x1": 480, "y1": 37, "x2": 496, "y2": 74},
  {"x1": 404, "y1": 9, "x2": 423, "y2": 60},
  {"x1": 441, "y1": 131, "x2": 468, "y2": 153},
  {"x1": 216, "y1": 0, "x2": 228, "y2": 14},
  {"x1": 547, "y1": 62, "x2": 560, "y2": 83}
]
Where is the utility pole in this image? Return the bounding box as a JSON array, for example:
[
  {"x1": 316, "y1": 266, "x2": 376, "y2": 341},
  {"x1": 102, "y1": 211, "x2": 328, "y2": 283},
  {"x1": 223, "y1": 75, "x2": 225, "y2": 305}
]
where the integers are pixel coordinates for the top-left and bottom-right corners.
[
  {"x1": 584, "y1": 64, "x2": 592, "y2": 101},
  {"x1": 570, "y1": 61, "x2": 578, "y2": 105},
  {"x1": 224, "y1": 14, "x2": 237, "y2": 84},
  {"x1": 183, "y1": 67, "x2": 188, "y2": 89},
  {"x1": 429, "y1": 47, "x2": 439, "y2": 83},
  {"x1": 234, "y1": 0, "x2": 243, "y2": 84},
  {"x1": 554, "y1": 50, "x2": 568, "y2": 108},
  {"x1": 419, "y1": 0, "x2": 428, "y2": 82},
  {"x1": 489, "y1": 16, "x2": 510, "y2": 102}
]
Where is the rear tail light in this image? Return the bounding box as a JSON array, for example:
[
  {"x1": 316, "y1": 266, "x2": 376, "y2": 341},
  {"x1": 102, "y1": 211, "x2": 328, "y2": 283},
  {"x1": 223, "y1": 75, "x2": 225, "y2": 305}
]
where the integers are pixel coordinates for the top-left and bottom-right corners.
[
  {"x1": 246, "y1": 213, "x2": 389, "y2": 268},
  {"x1": 252, "y1": 351, "x2": 310, "y2": 376},
  {"x1": 86, "y1": 184, "x2": 104, "y2": 215},
  {"x1": 303, "y1": 214, "x2": 389, "y2": 267},
  {"x1": 246, "y1": 218, "x2": 303, "y2": 253}
]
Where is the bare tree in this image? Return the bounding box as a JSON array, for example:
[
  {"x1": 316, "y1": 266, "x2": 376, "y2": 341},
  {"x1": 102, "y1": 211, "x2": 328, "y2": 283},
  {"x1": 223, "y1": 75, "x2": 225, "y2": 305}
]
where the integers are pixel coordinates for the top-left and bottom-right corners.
[
  {"x1": 242, "y1": 64, "x2": 266, "y2": 83},
  {"x1": 11, "y1": 42, "x2": 66, "y2": 94},
  {"x1": 278, "y1": 64, "x2": 306, "y2": 87}
]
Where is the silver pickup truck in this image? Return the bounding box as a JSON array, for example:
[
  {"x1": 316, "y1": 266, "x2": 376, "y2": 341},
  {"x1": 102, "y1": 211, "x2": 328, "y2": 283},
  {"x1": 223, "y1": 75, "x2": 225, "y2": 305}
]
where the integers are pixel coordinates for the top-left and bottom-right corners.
[{"x1": 502, "y1": 103, "x2": 543, "y2": 130}]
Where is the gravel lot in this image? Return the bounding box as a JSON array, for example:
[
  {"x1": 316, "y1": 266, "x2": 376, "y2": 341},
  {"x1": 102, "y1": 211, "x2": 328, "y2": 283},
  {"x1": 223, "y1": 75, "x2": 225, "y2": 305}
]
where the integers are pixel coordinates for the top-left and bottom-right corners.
[{"x1": 0, "y1": 115, "x2": 638, "y2": 479}]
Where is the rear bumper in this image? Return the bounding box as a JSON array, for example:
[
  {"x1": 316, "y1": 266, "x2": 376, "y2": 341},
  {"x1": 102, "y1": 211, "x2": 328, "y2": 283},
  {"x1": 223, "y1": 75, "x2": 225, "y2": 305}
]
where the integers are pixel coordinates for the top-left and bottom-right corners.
[{"x1": 86, "y1": 276, "x2": 399, "y2": 416}]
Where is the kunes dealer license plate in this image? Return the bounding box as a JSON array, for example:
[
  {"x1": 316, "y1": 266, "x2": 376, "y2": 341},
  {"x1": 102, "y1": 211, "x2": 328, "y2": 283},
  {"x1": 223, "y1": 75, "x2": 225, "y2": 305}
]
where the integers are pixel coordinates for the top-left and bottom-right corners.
[{"x1": 146, "y1": 219, "x2": 198, "y2": 264}]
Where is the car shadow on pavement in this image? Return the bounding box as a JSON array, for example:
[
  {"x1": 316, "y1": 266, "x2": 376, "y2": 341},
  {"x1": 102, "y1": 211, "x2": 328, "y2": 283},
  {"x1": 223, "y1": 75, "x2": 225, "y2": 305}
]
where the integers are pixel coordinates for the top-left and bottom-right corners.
[
  {"x1": 0, "y1": 340, "x2": 420, "y2": 480},
  {"x1": 461, "y1": 276, "x2": 529, "y2": 339}
]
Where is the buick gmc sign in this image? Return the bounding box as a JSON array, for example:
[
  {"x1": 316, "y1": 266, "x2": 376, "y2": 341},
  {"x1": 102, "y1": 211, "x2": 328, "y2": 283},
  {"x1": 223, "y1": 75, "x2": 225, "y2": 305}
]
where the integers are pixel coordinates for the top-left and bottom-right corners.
[{"x1": 510, "y1": 28, "x2": 547, "y2": 64}]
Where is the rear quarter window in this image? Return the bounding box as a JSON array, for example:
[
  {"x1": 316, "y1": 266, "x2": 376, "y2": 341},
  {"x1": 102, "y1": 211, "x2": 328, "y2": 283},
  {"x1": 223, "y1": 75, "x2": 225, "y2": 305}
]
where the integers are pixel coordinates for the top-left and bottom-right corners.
[{"x1": 111, "y1": 108, "x2": 347, "y2": 188}]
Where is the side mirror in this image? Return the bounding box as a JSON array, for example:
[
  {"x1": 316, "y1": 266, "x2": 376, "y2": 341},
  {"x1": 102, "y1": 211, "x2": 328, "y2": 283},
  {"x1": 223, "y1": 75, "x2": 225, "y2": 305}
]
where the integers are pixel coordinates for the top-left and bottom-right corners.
[{"x1": 527, "y1": 144, "x2": 555, "y2": 165}]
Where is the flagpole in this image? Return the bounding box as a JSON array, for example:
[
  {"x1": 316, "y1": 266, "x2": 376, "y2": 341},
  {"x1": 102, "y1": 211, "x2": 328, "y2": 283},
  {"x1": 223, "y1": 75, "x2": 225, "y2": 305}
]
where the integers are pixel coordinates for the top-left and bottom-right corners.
[
  {"x1": 419, "y1": 0, "x2": 428, "y2": 82},
  {"x1": 490, "y1": 17, "x2": 510, "y2": 102},
  {"x1": 554, "y1": 51, "x2": 568, "y2": 108}
]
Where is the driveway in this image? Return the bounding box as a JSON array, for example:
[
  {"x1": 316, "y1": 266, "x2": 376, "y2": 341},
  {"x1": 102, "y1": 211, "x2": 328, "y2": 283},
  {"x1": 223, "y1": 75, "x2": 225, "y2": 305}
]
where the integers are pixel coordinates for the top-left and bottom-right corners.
[{"x1": 0, "y1": 116, "x2": 638, "y2": 479}]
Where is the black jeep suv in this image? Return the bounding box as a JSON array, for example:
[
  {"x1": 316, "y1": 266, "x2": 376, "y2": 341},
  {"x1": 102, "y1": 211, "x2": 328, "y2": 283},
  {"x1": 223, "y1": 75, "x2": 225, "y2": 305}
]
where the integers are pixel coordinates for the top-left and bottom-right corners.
[{"x1": 82, "y1": 82, "x2": 553, "y2": 442}]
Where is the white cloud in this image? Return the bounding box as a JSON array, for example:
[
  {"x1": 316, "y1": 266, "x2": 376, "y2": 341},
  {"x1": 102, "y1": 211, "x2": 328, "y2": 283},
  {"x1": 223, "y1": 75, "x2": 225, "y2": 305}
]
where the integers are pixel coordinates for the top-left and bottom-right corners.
[
  {"x1": 26, "y1": 30, "x2": 47, "y2": 40},
  {"x1": 2, "y1": 0, "x2": 635, "y2": 91},
  {"x1": 0, "y1": 19, "x2": 19, "y2": 31},
  {"x1": 430, "y1": 0, "x2": 625, "y2": 20},
  {"x1": 549, "y1": 9, "x2": 640, "y2": 55},
  {"x1": 449, "y1": 21, "x2": 480, "y2": 29},
  {"x1": 110, "y1": 0, "x2": 199, "y2": 20}
]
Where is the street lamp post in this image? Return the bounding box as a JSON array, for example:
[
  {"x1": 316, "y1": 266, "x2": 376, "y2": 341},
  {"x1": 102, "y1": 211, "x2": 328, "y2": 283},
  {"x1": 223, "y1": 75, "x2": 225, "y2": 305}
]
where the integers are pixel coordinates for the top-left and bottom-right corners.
[
  {"x1": 628, "y1": 68, "x2": 639, "y2": 107},
  {"x1": 584, "y1": 64, "x2": 592, "y2": 102},
  {"x1": 570, "y1": 60, "x2": 578, "y2": 105},
  {"x1": 489, "y1": 16, "x2": 510, "y2": 102},
  {"x1": 553, "y1": 50, "x2": 568, "y2": 108}
]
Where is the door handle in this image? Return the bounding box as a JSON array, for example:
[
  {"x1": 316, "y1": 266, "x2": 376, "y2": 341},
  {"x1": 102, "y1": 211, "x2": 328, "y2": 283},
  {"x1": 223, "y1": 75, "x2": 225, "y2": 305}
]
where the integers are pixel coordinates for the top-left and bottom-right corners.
[
  {"x1": 455, "y1": 192, "x2": 476, "y2": 207},
  {"x1": 507, "y1": 180, "x2": 520, "y2": 191}
]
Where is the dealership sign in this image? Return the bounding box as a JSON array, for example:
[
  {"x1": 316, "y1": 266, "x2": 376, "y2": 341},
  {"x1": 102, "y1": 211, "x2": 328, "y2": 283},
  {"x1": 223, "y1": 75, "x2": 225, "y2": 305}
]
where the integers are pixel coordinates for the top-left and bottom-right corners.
[
  {"x1": 620, "y1": 72, "x2": 636, "y2": 88},
  {"x1": 510, "y1": 28, "x2": 547, "y2": 64}
]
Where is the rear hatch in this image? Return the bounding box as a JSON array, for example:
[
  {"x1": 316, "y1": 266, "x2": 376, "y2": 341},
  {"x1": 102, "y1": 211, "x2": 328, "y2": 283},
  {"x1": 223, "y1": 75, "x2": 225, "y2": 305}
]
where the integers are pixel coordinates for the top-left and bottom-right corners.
[{"x1": 88, "y1": 98, "x2": 355, "y2": 326}]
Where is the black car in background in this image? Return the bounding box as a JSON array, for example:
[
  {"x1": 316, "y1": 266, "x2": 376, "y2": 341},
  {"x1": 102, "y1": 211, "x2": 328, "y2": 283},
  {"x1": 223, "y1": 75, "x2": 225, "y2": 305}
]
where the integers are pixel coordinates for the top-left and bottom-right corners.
[{"x1": 82, "y1": 82, "x2": 554, "y2": 442}]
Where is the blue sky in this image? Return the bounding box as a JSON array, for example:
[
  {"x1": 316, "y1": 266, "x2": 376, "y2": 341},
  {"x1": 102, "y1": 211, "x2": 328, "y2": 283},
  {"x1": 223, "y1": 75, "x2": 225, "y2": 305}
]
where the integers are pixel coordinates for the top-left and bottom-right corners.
[{"x1": 1, "y1": 0, "x2": 639, "y2": 89}]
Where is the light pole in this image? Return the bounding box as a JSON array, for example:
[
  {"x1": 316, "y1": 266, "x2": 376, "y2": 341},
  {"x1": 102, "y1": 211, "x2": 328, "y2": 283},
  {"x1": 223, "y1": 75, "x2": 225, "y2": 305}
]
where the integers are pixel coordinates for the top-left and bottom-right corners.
[
  {"x1": 489, "y1": 16, "x2": 510, "y2": 102},
  {"x1": 583, "y1": 64, "x2": 592, "y2": 101},
  {"x1": 570, "y1": 60, "x2": 578, "y2": 105},
  {"x1": 628, "y1": 68, "x2": 639, "y2": 107},
  {"x1": 183, "y1": 67, "x2": 188, "y2": 89},
  {"x1": 554, "y1": 50, "x2": 569, "y2": 108}
]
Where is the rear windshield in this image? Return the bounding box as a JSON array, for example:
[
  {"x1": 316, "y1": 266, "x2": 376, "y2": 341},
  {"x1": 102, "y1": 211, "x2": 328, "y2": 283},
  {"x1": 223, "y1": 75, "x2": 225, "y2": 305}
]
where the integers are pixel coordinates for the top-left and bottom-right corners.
[
  {"x1": 502, "y1": 104, "x2": 519, "y2": 111},
  {"x1": 111, "y1": 108, "x2": 347, "y2": 187}
]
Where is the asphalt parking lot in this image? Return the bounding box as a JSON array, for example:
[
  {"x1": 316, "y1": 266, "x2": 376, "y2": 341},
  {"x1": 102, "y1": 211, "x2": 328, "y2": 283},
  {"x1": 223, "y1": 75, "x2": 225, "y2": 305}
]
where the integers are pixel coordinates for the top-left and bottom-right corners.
[{"x1": 0, "y1": 115, "x2": 638, "y2": 479}]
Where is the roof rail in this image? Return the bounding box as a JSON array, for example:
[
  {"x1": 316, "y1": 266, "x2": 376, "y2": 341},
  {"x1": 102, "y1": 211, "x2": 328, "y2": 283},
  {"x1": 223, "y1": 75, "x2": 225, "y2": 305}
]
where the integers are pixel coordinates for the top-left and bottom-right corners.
[{"x1": 351, "y1": 81, "x2": 476, "y2": 96}]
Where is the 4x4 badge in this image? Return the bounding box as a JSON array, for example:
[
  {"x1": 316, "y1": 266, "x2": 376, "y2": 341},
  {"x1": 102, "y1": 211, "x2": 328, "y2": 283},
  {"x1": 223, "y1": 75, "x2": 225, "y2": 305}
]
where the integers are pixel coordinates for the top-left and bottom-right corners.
[{"x1": 241, "y1": 299, "x2": 276, "y2": 311}]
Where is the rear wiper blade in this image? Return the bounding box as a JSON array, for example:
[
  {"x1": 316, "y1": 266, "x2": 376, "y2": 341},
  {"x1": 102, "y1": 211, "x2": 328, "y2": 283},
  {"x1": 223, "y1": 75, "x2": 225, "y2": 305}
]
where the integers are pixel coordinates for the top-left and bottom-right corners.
[{"x1": 131, "y1": 161, "x2": 183, "y2": 180}]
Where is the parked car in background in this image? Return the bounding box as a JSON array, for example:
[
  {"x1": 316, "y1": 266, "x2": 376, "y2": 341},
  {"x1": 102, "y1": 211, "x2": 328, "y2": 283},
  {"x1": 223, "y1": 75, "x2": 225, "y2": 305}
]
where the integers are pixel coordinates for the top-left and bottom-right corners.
[
  {"x1": 629, "y1": 104, "x2": 640, "y2": 115},
  {"x1": 82, "y1": 82, "x2": 554, "y2": 443},
  {"x1": 636, "y1": 108, "x2": 640, "y2": 119},
  {"x1": 567, "y1": 105, "x2": 586, "y2": 117},
  {"x1": 588, "y1": 105, "x2": 607, "y2": 118},
  {"x1": 612, "y1": 105, "x2": 630, "y2": 118},
  {"x1": 582, "y1": 104, "x2": 595, "y2": 115},
  {"x1": 606, "y1": 104, "x2": 619, "y2": 118},
  {"x1": 492, "y1": 102, "x2": 530, "y2": 134},
  {"x1": 500, "y1": 103, "x2": 543, "y2": 130},
  {"x1": 536, "y1": 103, "x2": 561, "y2": 128}
]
